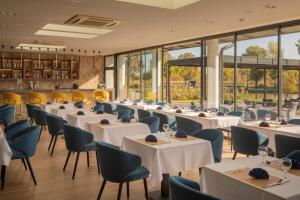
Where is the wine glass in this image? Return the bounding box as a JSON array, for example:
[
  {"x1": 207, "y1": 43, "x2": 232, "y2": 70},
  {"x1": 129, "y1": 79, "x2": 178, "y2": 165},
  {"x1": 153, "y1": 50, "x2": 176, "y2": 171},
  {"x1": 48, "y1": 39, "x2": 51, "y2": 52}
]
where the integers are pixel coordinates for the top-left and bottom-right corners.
[
  {"x1": 281, "y1": 158, "x2": 292, "y2": 179},
  {"x1": 258, "y1": 146, "x2": 268, "y2": 165},
  {"x1": 265, "y1": 114, "x2": 271, "y2": 122},
  {"x1": 162, "y1": 124, "x2": 169, "y2": 132}
]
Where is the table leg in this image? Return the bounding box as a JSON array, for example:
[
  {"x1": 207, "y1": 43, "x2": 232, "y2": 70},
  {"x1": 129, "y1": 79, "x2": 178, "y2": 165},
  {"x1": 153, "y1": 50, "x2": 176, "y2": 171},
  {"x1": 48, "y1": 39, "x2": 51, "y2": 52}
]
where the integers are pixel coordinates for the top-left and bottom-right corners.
[
  {"x1": 1, "y1": 165, "x2": 6, "y2": 190},
  {"x1": 149, "y1": 173, "x2": 170, "y2": 200}
]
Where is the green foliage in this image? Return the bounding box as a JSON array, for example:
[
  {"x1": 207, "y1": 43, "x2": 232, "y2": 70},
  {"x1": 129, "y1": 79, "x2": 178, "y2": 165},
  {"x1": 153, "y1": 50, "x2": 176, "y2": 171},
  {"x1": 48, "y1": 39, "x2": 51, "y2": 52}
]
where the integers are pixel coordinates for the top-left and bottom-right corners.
[{"x1": 242, "y1": 45, "x2": 267, "y2": 58}]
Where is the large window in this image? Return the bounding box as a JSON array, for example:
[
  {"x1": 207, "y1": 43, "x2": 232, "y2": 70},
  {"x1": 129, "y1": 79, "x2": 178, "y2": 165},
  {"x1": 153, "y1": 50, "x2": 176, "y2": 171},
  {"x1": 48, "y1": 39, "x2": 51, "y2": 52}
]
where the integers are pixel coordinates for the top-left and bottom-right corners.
[{"x1": 104, "y1": 56, "x2": 114, "y2": 89}]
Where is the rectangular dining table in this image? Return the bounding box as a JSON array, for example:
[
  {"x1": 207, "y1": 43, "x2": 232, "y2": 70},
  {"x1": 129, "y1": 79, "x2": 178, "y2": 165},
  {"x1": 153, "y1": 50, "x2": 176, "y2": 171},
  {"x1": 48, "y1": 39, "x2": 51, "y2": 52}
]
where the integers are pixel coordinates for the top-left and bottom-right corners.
[
  {"x1": 122, "y1": 133, "x2": 214, "y2": 199},
  {"x1": 85, "y1": 121, "x2": 151, "y2": 146},
  {"x1": 0, "y1": 127, "x2": 12, "y2": 190},
  {"x1": 201, "y1": 156, "x2": 300, "y2": 200}
]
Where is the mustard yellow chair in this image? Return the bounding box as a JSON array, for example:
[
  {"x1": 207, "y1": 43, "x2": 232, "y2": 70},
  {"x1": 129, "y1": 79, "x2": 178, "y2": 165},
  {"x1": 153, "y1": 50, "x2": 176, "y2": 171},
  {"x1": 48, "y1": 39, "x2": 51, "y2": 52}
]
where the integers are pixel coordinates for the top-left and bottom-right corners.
[
  {"x1": 71, "y1": 91, "x2": 88, "y2": 103},
  {"x1": 2, "y1": 92, "x2": 23, "y2": 120},
  {"x1": 50, "y1": 91, "x2": 68, "y2": 103},
  {"x1": 93, "y1": 90, "x2": 110, "y2": 102},
  {"x1": 28, "y1": 92, "x2": 47, "y2": 105}
]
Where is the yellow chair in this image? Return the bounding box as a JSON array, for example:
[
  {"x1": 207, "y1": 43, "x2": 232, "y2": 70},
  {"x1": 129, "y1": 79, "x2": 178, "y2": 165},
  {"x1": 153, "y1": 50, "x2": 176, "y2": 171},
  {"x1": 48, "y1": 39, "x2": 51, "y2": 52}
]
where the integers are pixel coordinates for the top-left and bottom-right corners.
[
  {"x1": 28, "y1": 92, "x2": 47, "y2": 105},
  {"x1": 71, "y1": 91, "x2": 88, "y2": 103},
  {"x1": 93, "y1": 90, "x2": 110, "y2": 102},
  {"x1": 50, "y1": 91, "x2": 68, "y2": 103},
  {"x1": 2, "y1": 92, "x2": 23, "y2": 120}
]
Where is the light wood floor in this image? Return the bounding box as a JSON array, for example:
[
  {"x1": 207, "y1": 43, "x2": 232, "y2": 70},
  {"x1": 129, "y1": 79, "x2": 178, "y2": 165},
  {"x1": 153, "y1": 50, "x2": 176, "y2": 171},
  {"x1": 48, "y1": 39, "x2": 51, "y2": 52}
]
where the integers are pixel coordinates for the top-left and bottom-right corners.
[{"x1": 0, "y1": 129, "x2": 242, "y2": 200}]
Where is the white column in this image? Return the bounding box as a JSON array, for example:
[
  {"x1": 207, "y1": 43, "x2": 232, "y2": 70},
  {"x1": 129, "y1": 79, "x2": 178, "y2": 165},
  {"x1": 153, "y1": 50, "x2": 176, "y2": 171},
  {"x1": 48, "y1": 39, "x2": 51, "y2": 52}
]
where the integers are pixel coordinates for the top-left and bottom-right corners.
[
  {"x1": 157, "y1": 48, "x2": 162, "y2": 101},
  {"x1": 117, "y1": 55, "x2": 127, "y2": 100},
  {"x1": 206, "y1": 39, "x2": 219, "y2": 108}
]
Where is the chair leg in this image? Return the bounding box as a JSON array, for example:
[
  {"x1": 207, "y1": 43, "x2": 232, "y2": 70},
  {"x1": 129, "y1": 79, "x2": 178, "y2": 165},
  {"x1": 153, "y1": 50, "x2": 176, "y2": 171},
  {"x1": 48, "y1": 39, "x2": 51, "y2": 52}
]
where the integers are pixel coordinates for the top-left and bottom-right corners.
[
  {"x1": 87, "y1": 151, "x2": 90, "y2": 168},
  {"x1": 232, "y1": 152, "x2": 237, "y2": 160},
  {"x1": 63, "y1": 151, "x2": 71, "y2": 171},
  {"x1": 50, "y1": 135, "x2": 58, "y2": 156},
  {"x1": 72, "y1": 152, "x2": 80, "y2": 179},
  {"x1": 126, "y1": 182, "x2": 130, "y2": 199},
  {"x1": 178, "y1": 172, "x2": 182, "y2": 177},
  {"x1": 21, "y1": 159, "x2": 27, "y2": 170},
  {"x1": 95, "y1": 150, "x2": 100, "y2": 175},
  {"x1": 117, "y1": 183, "x2": 123, "y2": 200},
  {"x1": 48, "y1": 135, "x2": 54, "y2": 151},
  {"x1": 97, "y1": 180, "x2": 107, "y2": 200},
  {"x1": 247, "y1": 155, "x2": 249, "y2": 157},
  {"x1": 1, "y1": 165, "x2": 6, "y2": 190},
  {"x1": 143, "y1": 178, "x2": 149, "y2": 200},
  {"x1": 25, "y1": 158, "x2": 37, "y2": 185},
  {"x1": 38, "y1": 125, "x2": 43, "y2": 142},
  {"x1": 198, "y1": 168, "x2": 202, "y2": 176}
]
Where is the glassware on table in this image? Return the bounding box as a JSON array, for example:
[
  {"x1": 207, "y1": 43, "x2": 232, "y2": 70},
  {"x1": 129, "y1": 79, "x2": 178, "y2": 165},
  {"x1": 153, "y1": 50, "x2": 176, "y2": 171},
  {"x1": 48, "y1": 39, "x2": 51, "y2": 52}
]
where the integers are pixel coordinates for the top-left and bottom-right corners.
[
  {"x1": 281, "y1": 158, "x2": 292, "y2": 179},
  {"x1": 163, "y1": 124, "x2": 169, "y2": 132},
  {"x1": 265, "y1": 114, "x2": 272, "y2": 122},
  {"x1": 258, "y1": 146, "x2": 268, "y2": 165}
]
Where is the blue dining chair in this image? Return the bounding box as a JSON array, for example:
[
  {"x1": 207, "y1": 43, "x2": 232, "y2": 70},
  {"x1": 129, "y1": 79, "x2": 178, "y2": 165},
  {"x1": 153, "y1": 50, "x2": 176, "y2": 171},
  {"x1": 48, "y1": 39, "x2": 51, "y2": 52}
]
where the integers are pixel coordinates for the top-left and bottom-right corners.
[
  {"x1": 26, "y1": 104, "x2": 41, "y2": 125},
  {"x1": 96, "y1": 141, "x2": 149, "y2": 200},
  {"x1": 285, "y1": 150, "x2": 300, "y2": 161},
  {"x1": 227, "y1": 111, "x2": 243, "y2": 118},
  {"x1": 231, "y1": 126, "x2": 269, "y2": 159},
  {"x1": 4, "y1": 119, "x2": 30, "y2": 140},
  {"x1": 116, "y1": 105, "x2": 135, "y2": 119},
  {"x1": 176, "y1": 116, "x2": 202, "y2": 135},
  {"x1": 63, "y1": 125, "x2": 100, "y2": 179},
  {"x1": 288, "y1": 119, "x2": 300, "y2": 125},
  {"x1": 140, "y1": 116, "x2": 160, "y2": 133},
  {"x1": 94, "y1": 101, "x2": 104, "y2": 112},
  {"x1": 169, "y1": 176, "x2": 222, "y2": 200},
  {"x1": 33, "y1": 108, "x2": 48, "y2": 141},
  {"x1": 257, "y1": 109, "x2": 277, "y2": 120},
  {"x1": 275, "y1": 134, "x2": 300, "y2": 158},
  {"x1": 0, "y1": 105, "x2": 14, "y2": 127},
  {"x1": 137, "y1": 109, "x2": 151, "y2": 121},
  {"x1": 153, "y1": 112, "x2": 176, "y2": 132},
  {"x1": 7, "y1": 126, "x2": 41, "y2": 187},
  {"x1": 46, "y1": 114, "x2": 67, "y2": 156},
  {"x1": 102, "y1": 102, "x2": 116, "y2": 114},
  {"x1": 117, "y1": 109, "x2": 131, "y2": 120},
  {"x1": 192, "y1": 129, "x2": 224, "y2": 163}
]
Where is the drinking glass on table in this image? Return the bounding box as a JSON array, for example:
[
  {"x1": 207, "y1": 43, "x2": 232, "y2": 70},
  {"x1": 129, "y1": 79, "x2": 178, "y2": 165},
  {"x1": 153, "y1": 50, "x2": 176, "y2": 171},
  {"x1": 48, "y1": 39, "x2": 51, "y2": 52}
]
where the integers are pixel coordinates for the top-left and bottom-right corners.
[
  {"x1": 258, "y1": 146, "x2": 268, "y2": 165},
  {"x1": 281, "y1": 158, "x2": 292, "y2": 179},
  {"x1": 265, "y1": 114, "x2": 271, "y2": 122},
  {"x1": 162, "y1": 124, "x2": 172, "y2": 142}
]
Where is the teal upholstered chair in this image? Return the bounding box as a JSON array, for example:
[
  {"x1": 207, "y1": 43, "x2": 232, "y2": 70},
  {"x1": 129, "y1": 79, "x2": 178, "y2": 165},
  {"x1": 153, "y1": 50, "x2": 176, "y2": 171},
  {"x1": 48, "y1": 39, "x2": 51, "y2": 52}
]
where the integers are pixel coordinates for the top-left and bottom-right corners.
[
  {"x1": 285, "y1": 150, "x2": 300, "y2": 161},
  {"x1": 257, "y1": 109, "x2": 277, "y2": 120},
  {"x1": 26, "y1": 104, "x2": 40, "y2": 125},
  {"x1": 4, "y1": 119, "x2": 30, "y2": 140},
  {"x1": 176, "y1": 116, "x2": 202, "y2": 135},
  {"x1": 153, "y1": 112, "x2": 176, "y2": 132},
  {"x1": 33, "y1": 108, "x2": 48, "y2": 141},
  {"x1": 103, "y1": 102, "x2": 116, "y2": 114},
  {"x1": 137, "y1": 109, "x2": 151, "y2": 121},
  {"x1": 288, "y1": 119, "x2": 300, "y2": 125},
  {"x1": 140, "y1": 116, "x2": 160, "y2": 133},
  {"x1": 96, "y1": 141, "x2": 149, "y2": 200},
  {"x1": 117, "y1": 109, "x2": 131, "y2": 120},
  {"x1": 275, "y1": 134, "x2": 300, "y2": 158},
  {"x1": 116, "y1": 105, "x2": 135, "y2": 119},
  {"x1": 0, "y1": 105, "x2": 14, "y2": 127}
]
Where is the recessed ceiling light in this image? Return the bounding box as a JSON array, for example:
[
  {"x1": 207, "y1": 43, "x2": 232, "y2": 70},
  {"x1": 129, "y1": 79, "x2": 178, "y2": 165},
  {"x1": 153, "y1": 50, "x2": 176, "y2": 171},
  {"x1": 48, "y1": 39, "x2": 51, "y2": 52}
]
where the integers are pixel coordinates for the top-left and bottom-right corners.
[
  {"x1": 265, "y1": 5, "x2": 276, "y2": 9},
  {"x1": 42, "y1": 24, "x2": 112, "y2": 35},
  {"x1": 115, "y1": 0, "x2": 201, "y2": 9},
  {"x1": 16, "y1": 43, "x2": 66, "y2": 51},
  {"x1": 1, "y1": 11, "x2": 16, "y2": 16},
  {"x1": 35, "y1": 30, "x2": 98, "y2": 39}
]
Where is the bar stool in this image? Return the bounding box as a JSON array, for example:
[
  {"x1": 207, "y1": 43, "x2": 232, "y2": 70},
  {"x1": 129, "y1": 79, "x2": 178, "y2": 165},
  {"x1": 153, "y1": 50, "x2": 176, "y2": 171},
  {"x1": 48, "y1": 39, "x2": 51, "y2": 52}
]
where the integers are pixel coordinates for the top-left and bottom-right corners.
[
  {"x1": 50, "y1": 91, "x2": 68, "y2": 103},
  {"x1": 93, "y1": 90, "x2": 109, "y2": 102},
  {"x1": 2, "y1": 92, "x2": 23, "y2": 121},
  {"x1": 71, "y1": 91, "x2": 87, "y2": 103},
  {"x1": 28, "y1": 92, "x2": 47, "y2": 105}
]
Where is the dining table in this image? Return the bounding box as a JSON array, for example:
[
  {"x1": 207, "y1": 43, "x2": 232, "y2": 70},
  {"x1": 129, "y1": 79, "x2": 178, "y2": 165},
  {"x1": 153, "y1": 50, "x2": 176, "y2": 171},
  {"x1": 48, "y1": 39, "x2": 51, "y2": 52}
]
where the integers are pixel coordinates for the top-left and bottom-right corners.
[
  {"x1": 0, "y1": 127, "x2": 12, "y2": 190},
  {"x1": 201, "y1": 156, "x2": 300, "y2": 200}
]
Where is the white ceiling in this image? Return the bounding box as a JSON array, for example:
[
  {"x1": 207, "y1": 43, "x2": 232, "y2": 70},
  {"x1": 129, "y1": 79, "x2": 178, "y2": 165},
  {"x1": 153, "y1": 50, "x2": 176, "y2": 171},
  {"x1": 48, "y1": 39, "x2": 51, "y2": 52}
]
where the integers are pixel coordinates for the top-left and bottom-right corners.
[{"x1": 1, "y1": 0, "x2": 300, "y2": 55}]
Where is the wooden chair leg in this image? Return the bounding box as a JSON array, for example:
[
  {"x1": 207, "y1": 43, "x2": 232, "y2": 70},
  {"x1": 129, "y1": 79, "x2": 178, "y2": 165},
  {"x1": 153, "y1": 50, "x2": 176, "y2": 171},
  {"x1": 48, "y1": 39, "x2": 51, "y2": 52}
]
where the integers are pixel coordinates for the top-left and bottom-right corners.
[
  {"x1": 117, "y1": 183, "x2": 123, "y2": 200},
  {"x1": 198, "y1": 168, "x2": 202, "y2": 176},
  {"x1": 48, "y1": 135, "x2": 54, "y2": 151},
  {"x1": 1, "y1": 165, "x2": 6, "y2": 190},
  {"x1": 97, "y1": 180, "x2": 107, "y2": 200},
  {"x1": 38, "y1": 125, "x2": 43, "y2": 142},
  {"x1": 232, "y1": 152, "x2": 237, "y2": 160},
  {"x1": 87, "y1": 151, "x2": 90, "y2": 167},
  {"x1": 21, "y1": 159, "x2": 27, "y2": 170},
  {"x1": 72, "y1": 152, "x2": 80, "y2": 179},
  {"x1": 143, "y1": 178, "x2": 149, "y2": 200},
  {"x1": 95, "y1": 150, "x2": 100, "y2": 175},
  {"x1": 126, "y1": 182, "x2": 130, "y2": 199},
  {"x1": 50, "y1": 135, "x2": 58, "y2": 156},
  {"x1": 63, "y1": 151, "x2": 71, "y2": 171},
  {"x1": 25, "y1": 158, "x2": 37, "y2": 185}
]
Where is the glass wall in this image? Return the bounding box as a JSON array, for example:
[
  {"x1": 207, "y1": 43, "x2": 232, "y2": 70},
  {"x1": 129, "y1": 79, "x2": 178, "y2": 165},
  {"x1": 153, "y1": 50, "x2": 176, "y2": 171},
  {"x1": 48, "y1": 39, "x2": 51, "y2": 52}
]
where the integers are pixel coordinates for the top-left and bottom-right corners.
[
  {"x1": 127, "y1": 53, "x2": 141, "y2": 100},
  {"x1": 104, "y1": 56, "x2": 114, "y2": 89},
  {"x1": 117, "y1": 54, "x2": 127, "y2": 100}
]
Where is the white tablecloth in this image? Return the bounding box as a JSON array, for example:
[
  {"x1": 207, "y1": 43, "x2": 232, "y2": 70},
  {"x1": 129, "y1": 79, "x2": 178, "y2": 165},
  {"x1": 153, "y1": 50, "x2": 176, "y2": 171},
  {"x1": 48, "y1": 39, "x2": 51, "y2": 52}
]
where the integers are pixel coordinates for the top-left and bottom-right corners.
[
  {"x1": 85, "y1": 121, "x2": 151, "y2": 146},
  {"x1": 50, "y1": 107, "x2": 86, "y2": 120},
  {"x1": 0, "y1": 128, "x2": 12, "y2": 166},
  {"x1": 66, "y1": 112, "x2": 117, "y2": 129},
  {"x1": 239, "y1": 122, "x2": 300, "y2": 151},
  {"x1": 201, "y1": 156, "x2": 300, "y2": 200},
  {"x1": 122, "y1": 133, "x2": 214, "y2": 187},
  {"x1": 152, "y1": 109, "x2": 241, "y2": 129}
]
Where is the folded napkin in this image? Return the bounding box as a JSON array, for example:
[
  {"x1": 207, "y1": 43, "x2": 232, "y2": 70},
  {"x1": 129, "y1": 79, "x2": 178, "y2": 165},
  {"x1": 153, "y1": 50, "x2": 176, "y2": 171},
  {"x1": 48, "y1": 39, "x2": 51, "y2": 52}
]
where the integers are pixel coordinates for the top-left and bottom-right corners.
[
  {"x1": 175, "y1": 130, "x2": 188, "y2": 138},
  {"x1": 145, "y1": 135, "x2": 158, "y2": 143},
  {"x1": 132, "y1": 102, "x2": 137, "y2": 106},
  {"x1": 259, "y1": 121, "x2": 270, "y2": 127},
  {"x1": 198, "y1": 113, "x2": 206, "y2": 117},
  {"x1": 59, "y1": 105, "x2": 65, "y2": 109},
  {"x1": 291, "y1": 159, "x2": 300, "y2": 169},
  {"x1": 96, "y1": 110, "x2": 104, "y2": 114},
  {"x1": 249, "y1": 168, "x2": 269, "y2": 179},
  {"x1": 63, "y1": 101, "x2": 69, "y2": 104},
  {"x1": 100, "y1": 119, "x2": 109, "y2": 124},
  {"x1": 46, "y1": 101, "x2": 52, "y2": 105},
  {"x1": 77, "y1": 111, "x2": 84, "y2": 115},
  {"x1": 176, "y1": 109, "x2": 183, "y2": 113},
  {"x1": 280, "y1": 120, "x2": 288, "y2": 125},
  {"x1": 156, "y1": 106, "x2": 163, "y2": 110},
  {"x1": 74, "y1": 101, "x2": 84, "y2": 109},
  {"x1": 217, "y1": 112, "x2": 224, "y2": 116}
]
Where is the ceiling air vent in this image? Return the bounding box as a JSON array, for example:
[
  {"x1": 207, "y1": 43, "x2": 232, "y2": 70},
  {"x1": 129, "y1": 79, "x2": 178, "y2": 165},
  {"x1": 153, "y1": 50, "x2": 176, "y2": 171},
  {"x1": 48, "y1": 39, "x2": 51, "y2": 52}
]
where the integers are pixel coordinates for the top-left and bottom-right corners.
[{"x1": 65, "y1": 15, "x2": 121, "y2": 28}]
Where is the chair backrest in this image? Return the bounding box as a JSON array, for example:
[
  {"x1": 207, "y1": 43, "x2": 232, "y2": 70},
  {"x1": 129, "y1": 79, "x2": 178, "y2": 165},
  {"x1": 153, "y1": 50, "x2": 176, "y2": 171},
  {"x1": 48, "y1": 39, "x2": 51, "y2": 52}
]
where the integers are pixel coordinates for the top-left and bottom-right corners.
[
  {"x1": 2, "y1": 92, "x2": 22, "y2": 105},
  {"x1": 33, "y1": 108, "x2": 48, "y2": 126},
  {"x1": 71, "y1": 91, "x2": 87, "y2": 103},
  {"x1": 26, "y1": 104, "x2": 41, "y2": 119},
  {"x1": 257, "y1": 109, "x2": 277, "y2": 120},
  {"x1": 288, "y1": 119, "x2": 300, "y2": 125},
  {"x1": 140, "y1": 116, "x2": 160, "y2": 133},
  {"x1": 28, "y1": 92, "x2": 47, "y2": 105},
  {"x1": 96, "y1": 141, "x2": 142, "y2": 183},
  {"x1": 137, "y1": 109, "x2": 151, "y2": 121},
  {"x1": 176, "y1": 116, "x2": 202, "y2": 135},
  {"x1": 10, "y1": 126, "x2": 41, "y2": 158},
  {"x1": 169, "y1": 176, "x2": 221, "y2": 200},
  {"x1": 116, "y1": 105, "x2": 135, "y2": 119},
  {"x1": 50, "y1": 91, "x2": 68, "y2": 103},
  {"x1": 103, "y1": 102, "x2": 114, "y2": 114},
  {"x1": 63, "y1": 125, "x2": 93, "y2": 152},
  {"x1": 4, "y1": 119, "x2": 30, "y2": 140},
  {"x1": 153, "y1": 112, "x2": 169, "y2": 132},
  {"x1": 227, "y1": 111, "x2": 243, "y2": 117},
  {"x1": 46, "y1": 114, "x2": 66, "y2": 136},
  {"x1": 275, "y1": 134, "x2": 300, "y2": 158},
  {"x1": 285, "y1": 150, "x2": 300, "y2": 161},
  {"x1": 244, "y1": 108, "x2": 256, "y2": 121},
  {"x1": 94, "y1": 102, "x2": 104, "y2": 112},
  {"x1": 0, "y1": 105, "x2": 14, "y2": 127},
  {"x1": 192, "y1": 129, "x2": 224, "y2": 163},
  {"x1": 231, "y1": 126, "x2": 266, "y2": 156},
  {"x1": 117, "y1": 109, "x2": 131, "y2": 120}
]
